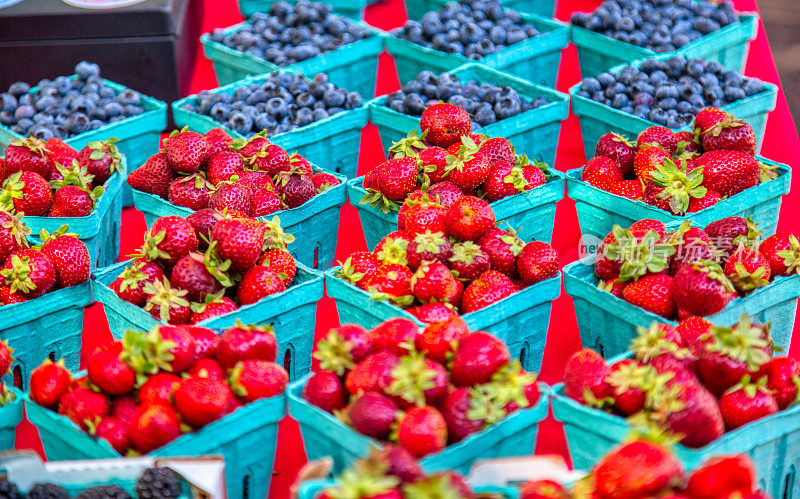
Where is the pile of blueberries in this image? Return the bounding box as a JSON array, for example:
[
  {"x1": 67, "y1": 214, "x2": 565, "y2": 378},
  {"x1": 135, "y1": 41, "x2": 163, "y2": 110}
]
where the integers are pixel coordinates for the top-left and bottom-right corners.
[
  {"x1": 576, "y1": 56, "x2": 765, "y2": 128},
  {"x1": 179, "y1": 72, "x2": 362, "y2": 136},
  {"x1": 208, "y1": 1, "x2": 371, "y2": 66},
  {"x1": 571, "y1": 0, "x2": 739, "y2": 53},
  {"x1": 0, "y1": 61, "x2": 147, "y2": 140},
  {"x1": 399, "y1": 0, "x2": 541, "y2": 59},
  {"x1": 385, "y1": 71, "x2": 549, "y2": 126}
]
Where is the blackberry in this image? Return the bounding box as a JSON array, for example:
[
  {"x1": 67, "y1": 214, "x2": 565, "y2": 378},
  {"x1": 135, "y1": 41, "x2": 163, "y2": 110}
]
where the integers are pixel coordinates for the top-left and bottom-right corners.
[
  {"x1": 135, "y1": 468, "x2": 182, "y2": 499},
  {"x1": 0, "y1": 475, "x2": 20, "y2": 499},
  {"x1": 74, "y1": 485, "x2": 132, "y2": 499},
  {"x1": 27, "y1": 483, "x2": 69, "y2": 499}
]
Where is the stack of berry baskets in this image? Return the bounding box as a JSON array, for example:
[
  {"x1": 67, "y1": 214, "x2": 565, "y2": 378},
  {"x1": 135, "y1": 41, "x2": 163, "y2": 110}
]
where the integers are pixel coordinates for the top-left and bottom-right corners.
[
  {"x1": 172, "y1": 71, "x2": 367, "y2": 179},
  {"x1": 571, "y1": 54, "x2": 778, "y2": 159},
  {"x1": 386, "y1": 0, "x2": 569, "y2": 88},
  {"x1": 237, "y1": 0, "x2": 368, "y2": 20},
  {"x1": 551, "y1": 314, "x2": 800, "y2": 498},
  {"x1": 567, "y1": 109, "x2": 790, "y2": 240},
  {"x1": 288, "y1": 317, "x2": 549, "y2": 474},
  {"x1": 24, "y1": 325, "x2": 288, "y2": 499},
  {"x1": 368, "y1": 63, "x2": 569, "y2": 168},
  {"x1": 91, "y1": 213, "x2": 323, "y2": 379},
  {"x1": 569, "y1": 0, "x2": 757, "y2": 77},
  {"x1": 351, "y1": 103, "x2": 565, "y2": 250},
  {"x1": 126, "y1": 127, "x2": 346, "y2": 270},
  {"x1": 203, "y1": 1, "x2": 385, "y2": 98},
  {"x1": 563, "y1": 216, "x2": 800, "y2": 359}
]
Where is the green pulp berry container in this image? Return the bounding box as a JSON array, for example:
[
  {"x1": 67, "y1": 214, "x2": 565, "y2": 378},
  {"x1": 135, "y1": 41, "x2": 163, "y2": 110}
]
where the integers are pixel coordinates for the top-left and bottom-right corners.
[
  {"x1": 405, "y1": 0, "x2": 556, "y2": 18},
  {"x1": 289, "y1": 375, "x2": 549, "y2": 475},
  {"x1": 129, "y1": 164, "x2": 346, "y2": 270},
  {"x1": 93, "y1": 260, "x2": 323, "y2": 380},
  {"x1": 563, "y1": 254, "x2": 800, "y2": 360},
  {"x1": 24, "y1": 389, "x2": 286, "y2": 499},
  {"x1": 21, "y1": 157, "x2": 127, "y2": 269},
  {"x1": 172, "y1": 74, "x2": 368, "y2": 179},
  {"x1": 298, "y1": 481, "x2": 518, "y2": 499},
  {"x1": 347, "y1": 168, "x2": 565, "y2": 250},
  {"x1": 324, "y1": 268, "x2": 561, "y2": 372},
  {"x1": 566, "y1": 158, "x2": 791, "y2": 241},
  {"x1": 571, "y1": 55, "x2": 778, "y2": 159},
  {"x1": 386, "y1": 12, "x2": 569, "y2": 88},
  {"x1": 572, "y1": 13, "x2": 758, "y2": 78},
  {"x1": 201, "y1": 21, "x2": 385, "y2": 98},
  {"x1": 237, "y1": 0, "x2": 367, "y2": 20},
  {"x1": 550, "y1": 353, "x2": 800, "y2": 499},
  {"x1": 368, "y1": 63, "x2": 569, "y2": 167},
  {"x1": 0, "y1": 390, "x2": 22, "y2": 451}
]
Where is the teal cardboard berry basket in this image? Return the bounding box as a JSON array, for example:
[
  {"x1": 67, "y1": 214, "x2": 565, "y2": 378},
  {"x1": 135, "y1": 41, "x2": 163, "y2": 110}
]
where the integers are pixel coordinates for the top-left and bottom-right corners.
[
  {"x1": 368, "y1": 63, "x2": 569, "y2": 168},
  {"x1": 202, "y1": 21, "x2": 385, "y2": 99},
  {"x1": 324, "y1": 268, "x2": 561, "y2": 372},
  {"x1": 289, "y1": 375, "x2": 549, "y2": 475},
  {"x1": 237, "y1": 0, "x2": 367, "y2": 20},
  {"x1": 571, "y1": 55, "x2": 778, "y2": 159},
  {"x1": 386, "y1": 13, "x2": 569, "y2": 88},
  {"x1": 24, "y1": 388, "x2": 286, "y2": 499},
  {"x1": 563, "y1": 254, "x2": 800, "y2": 360},
  {"x1": 550, "y1": 353, "x2": 800, "y2": 499},
  {"x1": 172, "y1": 74, "x2": 368, "y2": 179},
  {"x1": 129, "y1": 164, "x2": 346, "y2": 270},
  {"x1": 298, "y1": 481, "x2": 518, "y2": 498},
  {"x1": 347, "y1": 169, "x2": 565, "y2": 251},
  {"x1": 572, "y1": 13, "x2": 758, "y2": 78},
  {"x1": 566, "y1": 158, "x2": 791, "y2": 241},
  {"x1": 0, "y1": 390, "x2": 22, "y2": 451},
  {"x1": 0, "y1": 279, "x2": 91, "y2": 391},
  {"x1": 405, "y1": 0, "x2": 556, "y2": 19},
  {"x1": 93, "y1": 260, "x2": 323, "y2": 380},
  {"x1": 21, "y1": 156, "x2": 127, "y2": 270}
]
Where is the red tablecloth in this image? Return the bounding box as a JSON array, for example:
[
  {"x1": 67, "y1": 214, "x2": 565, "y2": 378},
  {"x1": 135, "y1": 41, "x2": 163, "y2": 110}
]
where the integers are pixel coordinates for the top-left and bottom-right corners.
[{"x1": 15, "y1": 0, "x2": 800, "y2": 497}]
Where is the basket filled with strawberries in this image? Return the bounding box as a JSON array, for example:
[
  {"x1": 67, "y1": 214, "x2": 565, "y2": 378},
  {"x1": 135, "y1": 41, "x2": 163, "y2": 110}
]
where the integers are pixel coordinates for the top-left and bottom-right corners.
[
  {"x1": 564, "y1": 216, "x2": 800, "y2": 359},
  {"x1": 92, "y1": 213, "x2": 323, "y2": 379},
  {"x1": 24, "y1": 324, "x2": 288, "y2": 499},
  {"x1": 127, "y1": 127, "x2": 346, "y2": 269},
  {"x1": 351, "y1": 103, "x2": 565, "y2": 249},
  {"x1": 568, "y1": 109, "x2": 791, "y2": 239},
  {"x1": 551, "y1": 314, "x2": 800, "y2": 498},
  {"x1": 0, "y1": 214, "x2": 92, "y2": 387},
  {"x1": 289, "y1": 317, "x2": 549, "y2": 474},
  {"x1": 0, "y1": 136, "x2": 127, "y2": 268}
]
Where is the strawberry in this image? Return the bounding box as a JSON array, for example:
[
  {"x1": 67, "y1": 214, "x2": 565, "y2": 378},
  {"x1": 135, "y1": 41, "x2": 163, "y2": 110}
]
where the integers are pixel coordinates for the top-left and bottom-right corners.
[
  {"x1": 719, "y1": 376, "x2": 778, "y2": 430},
  {"x1": 420, "y1": 103, "x2": 471, "y2": 148},
  {"x1": 37, "y1": 227, "x2": 90, "y2": 287},
  {"x1": 173, "y1": 376, "x2": 234, "y2": 428},
  {"x1": 403, "y1": 201, "x2": 447, "y2": 237},
  {"x1": 374, "y1": 231, "x2": 413, "y2": 267},
  {"x1": 563, "y1": 349, "x2": 612, "y2": 406},
  {"x1": 410, "y1": 261, "x2": 461, "y2": 305},
  {"x1": 759, "y1": 232, "x2": 800, "y2": 277},
  {"x1": 29, "y1": 359, "x2": 71, "y2": 409},
  {"x1": 595, "y1": 132, "x2": 636, "y2": 175},
  {"x1": 450, "y1": 331, "x2": 509, "y2": 386},
  {"x1": 608, "y1": 179, "x2": 643, "y2": 200},
  {"x1": 407, "y1": 302, "x2": 456, "y2": 323},
  {"x1": 311, "y1": 172, "x2": 340, "y2": 192},
  {"x1": 517, "y1": 241, "x2": 558, "y2": 285},
  {"x1": 701, "y1": 118, "x2": 757, "y2": 156},
  {"x1": 484, "y1": 161, "x2": 543, "y2": 201},
  {"x1": 142, "y1": 278, "x2": 191, "y2": 324},
  {"x1": 444, "y1": 137, "x2": 491, "y2": 192},
  {"x1": 1, "y1": 248, "x2": 56, "y2": 297},
  {"x1": 631, "y1": 322, "x2": 695, "y2": 373},
  {"x1": 673, "y1": 261, "x2": 736, "y2": 318},
  {"x1": 5, "y1": 137, "x2": 49, "y2": 178},
  {"x1": 629, "y1": 219, "x2": 668, "y2": 238},
  {"x1": 258, "y1": 248, "x2": 296, "y2": 283},
  {"x1": 348, "y1": 391, "x2": 398, "y2": 439},
  {"x1": 89, "y1": 416, "x2": 130, "y2": 454},
  {"x1": 236, "y1": 169, "x2": 276, "y2": 192},
  {"x1": 620, "y1": 274, "x2": 676, "y2": 318},
  {"x1": 110, "y1": 259, "x2": 165, "y2": 307},
  {"x1": 445, "y1": 196, "x2": 495, "y2": 242},
  {"x1": 439, "y1": 387, "x2": 491, "y2": 443},
  {"x1": 676, "y1": 316, "x2": 715, "y2": 357},
  {"x1": 636, "y1": 126, "x2": 678, "y2": 154},
  {"x1": 163, "y1": 128, "x2": 209, "y2": 174},
  {"x1": 693, "y1": 107, "x2": 730, "y2": 135},
  {"x1": 476, "y1": 137, "x2": 515, "y2": 164},
  {"x1": 184, "y1": 208, "x2": 223, "y2": 249},
  {"x1": 667, "y1": 222, "x2": 717, "y2": 274},
  {"x1": 250, "y1": 190, "x2": 283, "y2": 217},
  {"x1": 418, "y1": 146, "x2": 449, "y2": 183},
  {"x1": 685, "y1": 455, "x2": 756, "y2": 499},
  {"x1": 370, "y1": 318, "x2": 418, "y2": 354},
  {"x1": 426, "y1": 181, "x2": 463, "y2": 209},
  {"x1": 592, "y1": 440, "x2": 683, "y2": 498},
  {"x1": 228, "y1": 359, "x2": 288, "y2": 402},
  {"x1": 153, "y1": 325, "x2": 199, "y2": 373},
  {"x1": 75, "y1": 138, "x2": 122, "y2": 186},
  {"x1": 0, "y1": 171, "x2": 52, "y2": 215},
  {"x1": 695, "y1": 150, "x2": 760, "y2": 197},
  {"x1": 110, "y1": 394, "x2": 136, "y2": 425},
  {"x1": 86, "y1": 342, "x2": 135, "y2": 396},
  {"x1": 724, "y1": 246, "x2": 770, "y2": 294},
  {"x1": 645, "y1": 157, "x2": 707, "y2": 215},
  {"x1": 209, "y1": 183, "x2": 252, "y2": 216},
  {"x1": 369, "y1": 158, "x2": 420, "y2": 207},
  {"x1": 336, "y1": 251, "x2": 379, "y2": 290},
  {"x1": 687, "y1": 189, "x2": 721, "y2": 212},
  {"x1": 632, "y1": 146, "x2": 671, "y2": 181},
  {"x1": 170, "y1": 249, "x2": 229, "y2": 302},
  {"x1": 247, "y1": 144, "x2": 291, "y2": 176},
  {"x1": 414, "y1": 316, "x2": 468, "y2": 364},
  {"x1": 129, "y1": 403, "x2": 181, "y2": 453},
  {"x1": 137, "y1": 372, "x2": 182, "y2": 406},
  {"x1": 757, "y1": 357, "x2": 800, "y2": 409},
  {"x1": 461, "y1": 270, "x2": 516, "y2": 312},
  {"x1": 216, "y1": 322, "x2": 277, "y2": 369},
  {"x1": 396, "y1": 191, "x2": 428, "y2": 230},
  {"x1": 58, "y1": 387, "x2": 109, "y2": 430},
  {"x1": 203, "y1": 127, "x2": 233, "y2": 154},
  {"x1": 185, "y1": 326, "x2": 219, "y2": 359},
  {"x1": 189, "y1": 358, "x2": 225, "y2": 379},
  {"x1": 478, "y1": 226, "x2": 523, "y2": 276},
  {"x1": 168, "y1": 173, "x2": 212, "y2": 210},
  {"x1": 704, "y1": 216, "x2": 761, "y2": 261},
  {"x1": 369, "y1": 445, "x2": 424, "y2": 484},
  {"x1": 275, "y1": 169, "x2": 316, "y2": 208},
  {"x1": 210, "y1": 217, "x2": 265, "y2": 271},
  {"x1": 302, "y1": 370, "x2": 346, "y2": 413},
  {"x1": 235, "y1": 135, "x2": 270, "y2": 159},
  {"x1": 0, "y1": 210, "x2": 29, "y2": 262},
  {"x1": 365, "y1": 264, "x2": 413, "y2": 305},
  {"x1": 48, "y1": 185, "x2": 95, "y2": 217},
  {"x1": 606, "y1": 359, "x2": 658, "y2": 416},
  {"x1": 403, "y1": 473, "x2": 472, "y2": 498},
  {"x1": 581, "y1": 156, "x2": 623, "y2": 190},
  {"x1": 406, "y1": 231, "x2": 452, "y2": 271},
  {"x1": 237, "y1": 265, "x2": 286, "y2": 304},
  {"x1": 345, "y1": 351, "x2": 401, "y2": 395},
  {"x1": 127, "y1": 153, "x2": 175, "y2": 198},
  {"x1": 598, "y1": 277, "x2": 627, "y2": 298},
  {"x1": 388, "y1": 129, "x2": 429, "y2": 159},
  {"x1": 396, "y1": 405, "x2": 447, "y2": 457},
  {"x1": 520, "y1": 480, "x2": 571, "y2": 499},
  {"x1": 448, "y1": 241, "x2": 490, "y2": 282},
  {"x1": 138, "y1": 215, "x2": 199, "y2": 266},
  {"x1": 44, "y1": 138, "x2": 78, "y2": 180}
]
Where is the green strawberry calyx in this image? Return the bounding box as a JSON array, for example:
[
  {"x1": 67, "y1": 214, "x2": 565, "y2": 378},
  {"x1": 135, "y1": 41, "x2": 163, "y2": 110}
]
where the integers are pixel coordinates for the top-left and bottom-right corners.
[
  {"x1": 387, "y1": 350, "x2": 437, "y2": 407},
  {"x1": 0, "y1": 253, "x2": 37, "y2": 294},
  {"x1": 313, "y1": 328, "x2": 355, "y2": 376},
  {"x1": 631, "y1": 323, "x2": 693, "y2": 364},
  {"x1": 605, "y1": 226, "x2": 676, "y2": 282},
  {"x1": 705, "y1": 314, "x2": 772, "y2": 370},
  {"x1": 776, "y1": 234, "x2": 800, "y2": 276},
  {"x1": 649, "y1": 158, "x2": 706, "y2": 215},
  {"x1": 142, "y1": 277, "x2": 190, "y2": 323},
  {"x1": 388, "y1": 129, "x2": 428, "y2": 159},
  {"x1": 120, "y1": 328, "x2": 178, "y2": 384},
  {"x1": 691, "y1": 260, "x2": 736, "y2": 294}
]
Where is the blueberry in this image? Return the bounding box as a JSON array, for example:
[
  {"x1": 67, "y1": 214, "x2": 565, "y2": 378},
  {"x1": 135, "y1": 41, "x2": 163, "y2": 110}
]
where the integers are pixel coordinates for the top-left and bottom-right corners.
[
  {"x1": 743, "y1": 79, "x2": 763, "y2": 97},
  {"x1": 266, "y1": 97, "x2": 289, "y2": 118},
  {"x1": 611, "y1": 93, "x2": 630, "y2": 109},
  {"x1": 116, "y1": 89, "x2": 140, "y2": 106},
  {"x1": 403, "y1": 93, "x2": 426, "y2": 115},
  {"x1": 227, "y1": 111, "x2": 254, "y2": 134},
  {"x1": 473, "y1": 104, "x2": 496, "y2": 125},
  {"x1": 254, "y1": 113, "x2": 274, "y2": 131},
  {"x1": 723, "y1": 86, "x2": 745, "y2": 102},
  {"x1": 676, "y1": 100, "x2": 693, "y2": 114},
  {"x1": 66, "y1": 112, "x2": 90, "y2": 134},
  {"x1": 294, "y1": 107, "x2": 314, "y2": 126},
  {"x1": 8, "y1": 82, "x2": 30, "y2": 97},
  {"x1": 597, "y1": 72, "x2": 616, "y2": 88},
  {"x1": 0, "y1": 93, "x2": 17, "y2": 113},
  {"x1": 649, "y1": 108, "x2": 669, "y2": 125},
  {"x1": 13, "y1": 105, "x2": 35, "y2": 121},
  {"x1": 295, "y1": 92, "x2": 316, "y2": 108},
  {"x1": 658, "y1": 97, "x2": 678, "y2": 110},
  {"x1": 123, "y1": 105, "x2": 144, "y2": 116},
  {"x1": 0, "y1": 111, "x2": 14, "y2": 126}
]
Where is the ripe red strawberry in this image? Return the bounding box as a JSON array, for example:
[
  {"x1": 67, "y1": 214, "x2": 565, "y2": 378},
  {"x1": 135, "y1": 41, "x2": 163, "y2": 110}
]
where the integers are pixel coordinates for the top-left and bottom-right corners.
[
  {"x1": 704, "y1": 216, "x2": 761, "y2": 261},
  {"x1": 210, "y1": 217, "x2": 265, "y2": 271},
  {"x1": 701, "y1": 119, "x2": 757, "y2": 155},
  {"x1": 110, "y1": 259, "x2": 165, "y2": 306},
  {"x1": 5, "y1": 137, "x2": 49, "y2": 178},
  {"x1": 668, "y1": 223, "x2": 716, "y2": 275},
  {"x1": 759, "y1": 232, "x2": 800, "y2": 277},
  {"x1": 631, "y1": 322, "x2": 695, "y2": 373},
  {"x1": 719, "y1": 376, "x2": 778, "y2": 430},
  {"x1": 302, "y1": 370, "x2": 346, "y2": 413},
  {"x1": 258, "y1": 248, "x2": 296, "y2": 284},
  {"x1": 129, "y1": 403, "x2": 181, "y2": 453},
  {"x1": 608, "y1": 179, "x2": 644, "y2": 200},
  {"x1": 275, "y1": 170, "x2": 316, "y2": 208},
  {"x1": 688, "y1": 189, "x2": 722, "y2": 212},
  {"x1": 685, "y1": 455, "x2": 756, "y2": 499},
  {"x1": 1, "y1": 171, "x2": 52, "y2": 215},
  {"x1": 108, "y1": 397, "x2": 135, "y2": 429},
  {"x1": 592, "y1": 440, "x2": 683, "y2": 497},
  {"x1": 75, "y1": 138, "x2": 122, "y2": 186},
  {"x1": 448, "y1": 241, "x2": 490, "y2": 282},
  {"x1": 622, "y1": 274, "x2": 676, "y2": 318},
  {"x1": 137, "y1": 372, "x2": 182, "y2": 406},
  {"x1": 163, "y1": 128, "x2": 209, "y2": 174},
  {"x1": 236, "y1": 169, "x2": 276, "y2": 192},
  {"x1": 581, "y1": 156, "x2": 623, "y2": 190},
  {"x1": 311, "y1": 172, "x2": 340, "y2": 192},
  {"x1": 374, "y1": 231, "x2": 413, "y2": 267},
  {"x1": 376, "y1": 157, "x2": 420, "y2": 201},
  {"x1": 348, "y1": 391, "x2": 398, "y2": 439},
  {"x1": 445, "y1": 138, "x2": 491, "y2": 192},
  {"x1": 86, "y1": 342, "x2": 135, "y2": 396},
  {"x1": 364, "y1": 263, "x2": 413, "y2": 304},
  {"x1": 173, "y1": 376, "x2": 234, "y2": 428},
  {"x1": 406, "y1": 231, "x2": 452, "y2": 271},
  {"x1": 724, "y1": 246, "x2": 770, "y2": 294},
  {"x1": 29, "y1": 359, "x2": 71, "y2": 409},
  {"x1": 1, "y1": 248, "x2": 56, "y2": 297},
  {"x1": 484, "y1": 161, "x2": 544, "y2": 201},
  {"x1": 372, "y1": 445, "x2": 425, "y2": 484},
  {"x1": 517, "y1": 241, "x2": 558, "y2": 285},
  {"x1": 439, "y1": 387, "x2": 486, "y2": 443},
  {"x1": 633, "y1": 146, "x2": 671, "y2": 181},
  {"x1": 58, "y1": 386, "x2": 109, "y2": 430},
  {"x1": 461, "y1": 270, "x2": 516, "y2": 312},
  {"x1": 228, "y1": 359, "x2": 288, "y2": 402},
  {"x1": 139, "y1": 215, "x2": 199, "y2": 266},
  {"x1": 203, "y1": 127, "x2": 233, "y2": 154},
  {"x1": 216, "y1": 322, "x2": 277, "y2": 369},
  {"x1": 235, "y1": 135, "x2": 269, "y2": 158},
  {"x1": 396, "y1": 405, "x2": 447, "y2": 457},
  {"x1": 696, "y1": 150, "x2": 760, "y2": 197},
  {"x1": 629, "y1": 219, "x2": 667, "y2": 239},
  {"x1": 674, "y1": 130, "x2": 701, "y2": 153},
  {"x1": 478, "y1": 227, "x2": 523, "y2": 277},
  {"x1": 369, "y1": 318, "x2": 418, "y2": 354},
  {"x1": 426, "y1": 181, "x2": 463, "y2": 209},
  {"x1": 44, "y1": 138, "x2": 78, "y2": 180},
  {"x1": 676, "y1": 315, "x2": 714, "y2": 357},
  {"x1": 520, "y1": 480, "x2": 571, "y2": 499},
  {"x1": 420, "y1": 103, "x2": 471, "y2": 148},
  {"x1": 247, "y1": 144, "x2": 291, "y2": 176},
  {"x1": 37, "y1": 227, "x2": 90, "y2": 288},
  {"x1": 476, "y1": 137, "x2": 514, "y2": 164},
  {"x1": 598, "y1": 277, "x2": 627, "y2": 298},
  {"x1": 595, "y1": 132, "x2": 636, "y2": 175},
  {"x1": 237, "y1": 265, "x2": 286, "y2": 304},
  {"x1": 48, "y1": 185, "x2": 94, "y2": 217},
  {"x1": 636, "y1": 126, "x2": 678, "y2": 154},
  {"x1": 171, "y1": 251, "x2": 228, "y2": 303},
  {"x1": 693, "y1": 107, "x2": 730, "y2": 135},
  {"x1": 407, "y1": 302, "x2": 457, "y2": 323},
  {"x1": 659, "y1": 380, "x2": 725, "y2": 448},
  {"x1": 445, "y1": 196, "x2": 494, "y2": 241},
  {"x1": 757, "y1": 357, "x2": 800, "y2": 409},
  {"x1": 209, "y1": 183, "x2": 252, "y2": 216},
  {"x1": 167, "y1": 174, "x2": 212, "y2": 211},
  {"x1": 411, "y1": 261, "x2": 461, "y2": 305},
  {"x1": 127, "y1": 153, "x2": 175, "y2": 198},
  {"x1": 337, "y1": 251, "x2": 380, "y2": 290},
  {"x1": 451, "y1": 331, "x2": 509, "y2": 386},
  {"x1": 563, "y1": 349, "x2": 612, "y2": 406},
  {"x1": 418, "y1": 146, "x2": 449, "y2": 183},
  {"x1": 250, "y1": 190, "x2": 283, "y2": 217},
  {"x1": 0, "y1": 210, "x2": 29, "y2": 263},
  {"x1": 673, "y1": 261, "x2": 736, "y2": 318},
  {"x1": 89, "y1": 416, "x2": 130, "y2": 454},
  {"x1": 345, "y1": 351, "x2": 401, "y2": 395},
  {"x1": 142, "y1": 278, "x2": 191, "y2": 323}
]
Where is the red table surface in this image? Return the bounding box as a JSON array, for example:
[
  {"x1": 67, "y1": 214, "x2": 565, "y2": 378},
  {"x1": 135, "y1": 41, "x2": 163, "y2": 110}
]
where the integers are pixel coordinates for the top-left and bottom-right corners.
[{"x1": 13, "y1": 0, "x2": 800, "y2": 496}]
